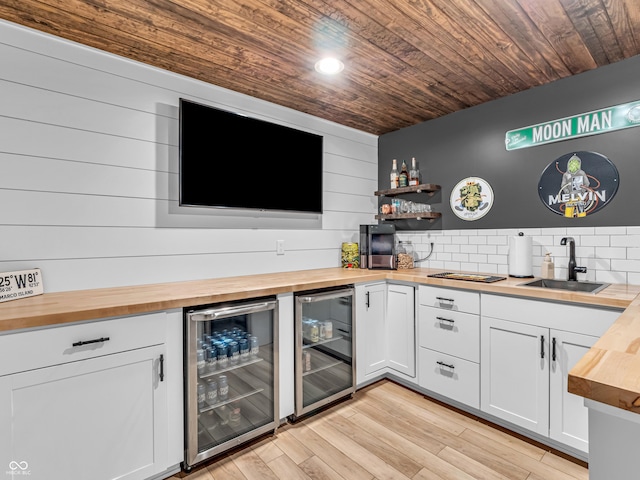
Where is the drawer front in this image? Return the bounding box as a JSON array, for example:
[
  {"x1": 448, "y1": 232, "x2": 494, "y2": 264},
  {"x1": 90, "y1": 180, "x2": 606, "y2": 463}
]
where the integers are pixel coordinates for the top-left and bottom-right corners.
[
  {"x1": 419, "y1": 285, "x2": 479, "y2": 315},
  {"x1": 419, "y1": 306, "x2": 479, "y2": 362},
  {"x1": 0, "y1": 311, "x2": 168, "y2": 376},
  {"x1": 418, "y1": 348, "x2": 479, "y2": 409}
]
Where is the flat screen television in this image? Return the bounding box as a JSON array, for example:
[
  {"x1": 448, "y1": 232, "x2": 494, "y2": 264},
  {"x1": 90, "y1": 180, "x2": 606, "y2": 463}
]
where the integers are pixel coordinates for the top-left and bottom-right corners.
[{"x1": 179, "y1": 98, "x2": 324, "y2": 214}]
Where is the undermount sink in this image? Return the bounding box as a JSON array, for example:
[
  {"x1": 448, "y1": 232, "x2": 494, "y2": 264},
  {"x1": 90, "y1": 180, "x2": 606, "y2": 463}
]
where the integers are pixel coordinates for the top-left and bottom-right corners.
[{"x1": 520, "y1": 278, "x2": 610, "y2": 294}]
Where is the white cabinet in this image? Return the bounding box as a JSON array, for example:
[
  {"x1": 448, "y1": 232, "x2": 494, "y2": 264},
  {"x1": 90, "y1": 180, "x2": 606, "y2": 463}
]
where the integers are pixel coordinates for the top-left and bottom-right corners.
[
  {"x1": 481, "y1": 316, "x2": 548, "y2": 435},
  {"x1": 418, "y1": 285, "x2": 480, "y2": 409},
  {"x1": 481, "y1": 294, "x2": 621, "y2": 454},
  {"x1": 387, "y1": 283, "x2": 416, "y2": 377},
  {"x1": 356, "y1": 282, "x2": 387, "y2": 385},
  {"x1": 549, "y1": 330, "x2": 598, "y2": 452},
  {"x1": 0, "y1": 311, "x2": 181, "y2": 480},
  {"x1": 355, "y1": 282, "x2": 415, "y2": 386}
]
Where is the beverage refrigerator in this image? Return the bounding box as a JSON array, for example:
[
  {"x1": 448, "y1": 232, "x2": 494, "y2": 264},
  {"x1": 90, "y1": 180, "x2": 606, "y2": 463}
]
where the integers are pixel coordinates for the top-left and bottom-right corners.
[
  {"x1": 183, "y1": 297, "x2": 278, "y2": 470},
  {"x1": 293, "y1": 287, "x2": 355, "y2": 419}
]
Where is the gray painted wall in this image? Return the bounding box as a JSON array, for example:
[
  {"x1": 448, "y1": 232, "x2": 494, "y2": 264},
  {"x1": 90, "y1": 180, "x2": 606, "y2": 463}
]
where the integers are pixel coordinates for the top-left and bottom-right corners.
[{"x1": 378, "y1": 55, "x2": 640, "y2": 230}]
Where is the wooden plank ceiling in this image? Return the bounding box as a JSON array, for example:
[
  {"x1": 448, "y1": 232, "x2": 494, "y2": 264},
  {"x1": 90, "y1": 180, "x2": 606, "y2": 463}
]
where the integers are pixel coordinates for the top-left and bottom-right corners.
[{"x1": 2, "y1": 0, "x2": 639, "y2": 135}]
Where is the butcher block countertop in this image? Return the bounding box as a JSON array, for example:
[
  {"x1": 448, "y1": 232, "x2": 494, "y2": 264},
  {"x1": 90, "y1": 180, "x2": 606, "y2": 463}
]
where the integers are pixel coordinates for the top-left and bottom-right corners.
[{"x1": 1, "y1": 266, "x2": 639, "y2": 414}]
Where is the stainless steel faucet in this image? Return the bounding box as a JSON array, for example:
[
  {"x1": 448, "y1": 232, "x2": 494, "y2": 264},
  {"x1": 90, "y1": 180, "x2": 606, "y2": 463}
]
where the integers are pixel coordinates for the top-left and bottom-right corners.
[{"x1": 560, "y1": 237, "x2": 587, "y2": 281}]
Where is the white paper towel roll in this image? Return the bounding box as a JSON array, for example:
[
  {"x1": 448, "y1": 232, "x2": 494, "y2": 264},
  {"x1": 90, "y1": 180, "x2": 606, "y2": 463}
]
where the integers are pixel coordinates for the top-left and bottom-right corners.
[{"x1": 509, "y1": 233, "x2": 533, "y2": 277}]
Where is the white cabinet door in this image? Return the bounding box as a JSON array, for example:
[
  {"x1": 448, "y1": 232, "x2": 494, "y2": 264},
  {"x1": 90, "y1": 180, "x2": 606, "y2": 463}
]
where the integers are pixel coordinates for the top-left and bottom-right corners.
[
  {"x1": 387, "y1": 284, "x2": 415, "y2": 377},
  {"x1": 0, "y1": 345, "x2": 167, "y2": 480},
  {"x1": 481, "y1": 317, "x2": 549, "y2": 436},
  {"x1": 549, "y1": 330, "x2": 597, "y2": 453},
  {"x1": 355, "y1": 283, "x2": 387, "y2": 384}
]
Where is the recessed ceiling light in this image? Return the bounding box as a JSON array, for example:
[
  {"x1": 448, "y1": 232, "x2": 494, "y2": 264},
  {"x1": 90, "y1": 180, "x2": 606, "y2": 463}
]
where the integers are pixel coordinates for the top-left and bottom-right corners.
[{"x1": 314, "y1": 57, "x2": 344, "y2": 75}]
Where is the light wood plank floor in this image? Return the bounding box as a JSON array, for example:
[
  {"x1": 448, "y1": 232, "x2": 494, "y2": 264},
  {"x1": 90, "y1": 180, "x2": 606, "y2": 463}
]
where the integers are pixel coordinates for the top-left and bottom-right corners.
[{"x1": 171, "y1": 380, "x2": 588, "y2": 480}]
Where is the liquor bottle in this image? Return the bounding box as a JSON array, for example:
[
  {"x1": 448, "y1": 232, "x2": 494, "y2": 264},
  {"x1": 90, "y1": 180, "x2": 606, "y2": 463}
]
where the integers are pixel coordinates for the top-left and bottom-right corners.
[
  {"x1": 409, "y1": 157, "x2": 420, "y2": 186},
  {"x1": 399, "y1": 160, "x2": 409, "y2": 187},
  {"x1": 390, "y1": 159, "x2": 399, "y2": 189}
]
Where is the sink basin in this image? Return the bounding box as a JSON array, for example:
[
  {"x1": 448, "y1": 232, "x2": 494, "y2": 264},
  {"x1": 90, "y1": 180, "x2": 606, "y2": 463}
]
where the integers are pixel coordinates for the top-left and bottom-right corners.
[{"x1": 520, "y1": 278, "x2": 609, "y2": 294}]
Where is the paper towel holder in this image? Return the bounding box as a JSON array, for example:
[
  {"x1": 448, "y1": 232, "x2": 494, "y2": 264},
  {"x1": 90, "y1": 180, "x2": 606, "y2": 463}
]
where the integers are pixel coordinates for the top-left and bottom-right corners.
[{"x1": 508, "y1": 232, "x2": 534, "y2": 278}]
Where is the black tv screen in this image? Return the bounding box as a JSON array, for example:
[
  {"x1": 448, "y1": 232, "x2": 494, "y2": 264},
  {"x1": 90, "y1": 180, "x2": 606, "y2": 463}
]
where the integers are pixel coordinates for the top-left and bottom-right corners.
[{"x1": 179, "y1": 98, "x2": 324, "y2": 214}]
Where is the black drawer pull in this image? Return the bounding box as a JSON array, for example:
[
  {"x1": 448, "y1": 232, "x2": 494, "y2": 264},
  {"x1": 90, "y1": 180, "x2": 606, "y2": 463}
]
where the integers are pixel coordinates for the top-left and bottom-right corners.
[
  {"x1": 436, "y1": 296, "x2": 455, "y2": 303},
  {"x1": 540, "y1": 335, "x2": 545, "y2": 359},
  {"x1": 436, "y1": 316, "x2": 455, "y2": 324},
  {"x1": 436, "y1": 361, "x2": 455, "y2": 369},
  {"x1": 72, "y1": 336, "x2": 110, "y2": 347},
  {"x1": 159, "y1": 354, "x2": 165, "y2": 382}
]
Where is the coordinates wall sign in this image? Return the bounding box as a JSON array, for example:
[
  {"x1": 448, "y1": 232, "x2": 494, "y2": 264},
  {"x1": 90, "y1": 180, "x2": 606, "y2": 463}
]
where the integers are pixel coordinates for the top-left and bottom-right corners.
[
  {"x1": 538, "y1": 151, "x2": 619, "y2": 218},
  {"x1": 450, "y1": 177, "x2": 494, "y2": 221}
]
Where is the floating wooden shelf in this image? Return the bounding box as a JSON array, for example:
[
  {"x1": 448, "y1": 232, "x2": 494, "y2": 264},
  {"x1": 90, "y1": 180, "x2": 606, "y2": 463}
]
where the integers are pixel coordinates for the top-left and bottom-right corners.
[
  {"x1": 374, "y1": 183, "x2": 441, "y2": 197},
  {"x1": 375, "y1": 212, "x2": 442, "y2": 222}
]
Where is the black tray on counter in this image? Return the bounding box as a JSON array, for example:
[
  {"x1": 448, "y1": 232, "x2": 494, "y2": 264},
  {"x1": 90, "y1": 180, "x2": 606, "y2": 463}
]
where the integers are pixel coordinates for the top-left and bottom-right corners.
[{"x1": 428, "y1": 272, "x2": 507, "y2": 283}]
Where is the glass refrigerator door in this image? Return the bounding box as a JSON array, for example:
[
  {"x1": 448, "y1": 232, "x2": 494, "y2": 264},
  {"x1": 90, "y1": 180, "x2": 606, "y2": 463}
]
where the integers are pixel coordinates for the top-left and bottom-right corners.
[
  {"x1": 185, "y1": 299, "x2": 278, "y2": 468},
  {"x1": 295, "y1": 288, "x2": 355, "y2": 417}
]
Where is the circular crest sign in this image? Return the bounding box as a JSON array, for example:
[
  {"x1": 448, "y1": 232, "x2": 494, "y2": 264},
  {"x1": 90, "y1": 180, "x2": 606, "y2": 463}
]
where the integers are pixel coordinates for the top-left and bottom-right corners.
[
  {"x1": 450, "y1": 177, "x2": 494, "y2": 221},
  {"x1": 538, "y1": 151, "x2": 619, "y2": 217}
]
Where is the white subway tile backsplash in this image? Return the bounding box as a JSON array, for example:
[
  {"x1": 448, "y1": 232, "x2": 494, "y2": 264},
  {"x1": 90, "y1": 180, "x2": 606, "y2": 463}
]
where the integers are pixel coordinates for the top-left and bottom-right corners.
[
  {"x1": 611, "y1": 235, "x2": 640, "y2": 247},
  {"x1": 460, "y1": 262, "x2": 480, "y2": 272},
  {"x1": 628, "y1": 272, "x2": 640, "y2": 285},
  {"x1": 452, "y1": 253, "x2": 469, "y2": 262},
  {"x1": 469, "y1": 236, "x2": 488, "y2": 245},
  {"x1": 409, "y1": 226, "x2": 640, "y2": 284},
  {"x1": 597, "y1": 247, "x2": 627, "y2": 259},
  {"x1": 460, "y1": 244, "x2": 478, "y2": 254},
  {"x1": 444, "y1": 261, "x2": 462, "y2": 270},
  {"x1": 469, "y1": 254, "x2": 488, "y2": 263},
  {"x1": 595, "y1": 226, "x2": 627, "y2": 235},
  {"x1": 579, "y1": 236, "x2": 609, "y2": 247},
  {"x1": 487, "y1": 236, "x2": 508, "y2": 245},
  {"x1": 612, "y1": 259, "x2": 640, "y2": 272}
]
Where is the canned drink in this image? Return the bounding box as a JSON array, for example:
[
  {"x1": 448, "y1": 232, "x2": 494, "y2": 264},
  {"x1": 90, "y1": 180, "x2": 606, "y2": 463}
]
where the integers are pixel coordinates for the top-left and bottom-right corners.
[
  {"x1": 196, "y1": 349, "x2": 205, "y2": 375},
  {"x1": 304, "y1": 351, "x2": 312, "y2": 372},
  {"x1": 229, "y1": 341, "x2": 240, "y2": 365},
  {"x1": 197, "y1": 383, "x2": 206, "y2": 409},
  {"x1": 239, "y1": 338, "x2": 249, "y2": 361},
  {"x1": 218, "y1": 375, "x2": 229, "y2": 401},
  {"x1": 228, "y1": 400, "x2": 241, "y2": 425},
  {"x1": 323, "y1": 321, "x2": 333, "y2": 339},
  {"x1": 249, "y1": 336, "x2": 259, "y2": 357},
  {"x1": 206, "y1": 345, "x2": 217, "y2": 373},
  {"x1": 217, "y1": 342, "x2": 229, "y2": 368},
  {"x1": 310, "y1": 321, "x2": 319, "y2": 342},
  {"x1": 206, "y1": 379, "x2": 218, "y2": 406}
]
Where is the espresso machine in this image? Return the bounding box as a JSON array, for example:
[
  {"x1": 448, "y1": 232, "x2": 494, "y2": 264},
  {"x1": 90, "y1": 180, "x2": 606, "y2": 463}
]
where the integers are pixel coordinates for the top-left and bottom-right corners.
[{"x1": 359, "y1": 224, "x2": 396, "y2": 270}]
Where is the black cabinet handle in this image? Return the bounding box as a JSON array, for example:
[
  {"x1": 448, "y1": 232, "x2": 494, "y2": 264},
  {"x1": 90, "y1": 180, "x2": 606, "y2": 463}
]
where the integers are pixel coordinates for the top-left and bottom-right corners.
[
  {"x1": 159, "y1": 354, "x2": 165, "y2": 382},
  {"x1": 540, "y1": 335, "x2": 545, "y2": 359},
  {"x1": 436, "y1": 296, "x2": 455, "y2": 303},
  {"x1": 436, "y1": 316, "x2": 455, "y2": 324},
  {"x1": 72, "y1": 336, "x2": 110, "y2": 347},
  {"x1": 366, "y1": 291, "x2": 370, "y2": 308},
  {"x1": 437, "y1": 361, "x2": 455, "y2": 369},
  {"x1": 552, "y1": 338, "x2": 557, "y2": 362}
]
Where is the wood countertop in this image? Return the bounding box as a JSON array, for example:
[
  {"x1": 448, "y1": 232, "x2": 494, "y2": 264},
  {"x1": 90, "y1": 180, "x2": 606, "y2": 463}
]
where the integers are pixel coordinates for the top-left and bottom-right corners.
[{"x1": 0, "y1": 266, "x2": 637, "y2": 415}]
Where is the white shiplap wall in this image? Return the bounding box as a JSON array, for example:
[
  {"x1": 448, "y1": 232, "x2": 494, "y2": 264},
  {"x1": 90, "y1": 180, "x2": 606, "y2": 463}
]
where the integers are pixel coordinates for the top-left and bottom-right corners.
[{"x1": 0, "y1": 20, "x2": 378, "y2": 292}]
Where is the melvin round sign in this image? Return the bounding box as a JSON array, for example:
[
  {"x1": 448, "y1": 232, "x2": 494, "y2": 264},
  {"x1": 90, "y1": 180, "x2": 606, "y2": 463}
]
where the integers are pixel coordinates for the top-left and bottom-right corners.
[{"x1": 538, "y1": 151, "x2": 619, "y2": 218}]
